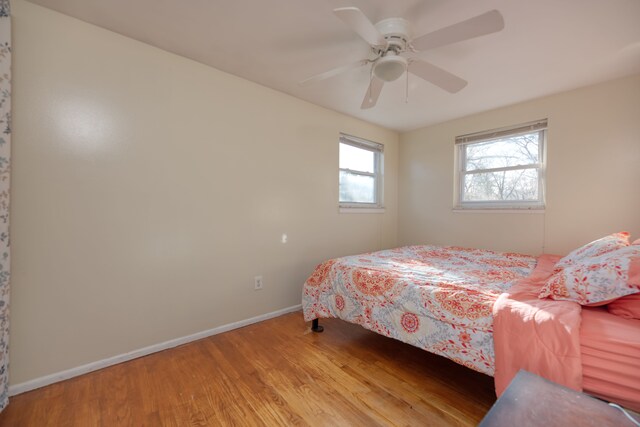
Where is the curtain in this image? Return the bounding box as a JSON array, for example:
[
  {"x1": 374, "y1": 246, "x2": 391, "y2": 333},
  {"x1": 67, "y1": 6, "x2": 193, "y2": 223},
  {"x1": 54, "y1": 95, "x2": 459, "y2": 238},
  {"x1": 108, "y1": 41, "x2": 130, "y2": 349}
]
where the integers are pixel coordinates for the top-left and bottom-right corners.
[{"x1": 0, "y1": 0, "x2": 10, "y2": 412}]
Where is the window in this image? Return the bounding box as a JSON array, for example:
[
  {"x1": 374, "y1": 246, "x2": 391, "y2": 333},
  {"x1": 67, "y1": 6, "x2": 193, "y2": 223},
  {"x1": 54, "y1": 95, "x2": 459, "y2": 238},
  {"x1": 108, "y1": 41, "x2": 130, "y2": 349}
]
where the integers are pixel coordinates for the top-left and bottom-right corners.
[
  {"x1": 455, "y1": 119, "x2": 547, "y2": 210},
  {"x1": 339, "y1": 133, "x2": 383, "y2": 209}
]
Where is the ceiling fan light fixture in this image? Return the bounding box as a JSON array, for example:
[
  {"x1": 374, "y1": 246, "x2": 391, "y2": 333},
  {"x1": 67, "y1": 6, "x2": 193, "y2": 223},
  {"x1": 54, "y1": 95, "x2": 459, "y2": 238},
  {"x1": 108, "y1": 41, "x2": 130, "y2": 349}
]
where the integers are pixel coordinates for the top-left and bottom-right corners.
[
  {"x1": 373, "y1": 54, "x2": 407, "y2": 82},
  {"x1": 302, "y1": 7, "x2": 503, "y2": 109}
]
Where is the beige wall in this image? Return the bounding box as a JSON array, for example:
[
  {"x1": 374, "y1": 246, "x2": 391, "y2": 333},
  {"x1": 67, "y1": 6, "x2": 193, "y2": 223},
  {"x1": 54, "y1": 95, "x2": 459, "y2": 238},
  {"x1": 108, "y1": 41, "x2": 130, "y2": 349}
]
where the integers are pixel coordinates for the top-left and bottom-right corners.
[
  {"x1": 399, "y1": 74, "x2": 640, "y2": 256},
  {"x1": 10, "y1": 0, "x2": 398, "y2": 385},
  {"x1": 11, "y1": 0, "x2": 640, "y2": 389}
]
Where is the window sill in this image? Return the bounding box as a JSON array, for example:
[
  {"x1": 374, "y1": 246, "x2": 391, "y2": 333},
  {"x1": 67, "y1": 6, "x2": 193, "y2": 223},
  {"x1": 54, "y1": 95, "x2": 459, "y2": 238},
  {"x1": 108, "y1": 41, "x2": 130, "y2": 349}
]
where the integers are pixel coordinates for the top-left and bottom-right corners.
[
  {"x1": 453, "y1": 208, "x2": 545, "y2": 214},
  {"x1": 339, "y1": 207, "x2": 386, "y2": 214}
]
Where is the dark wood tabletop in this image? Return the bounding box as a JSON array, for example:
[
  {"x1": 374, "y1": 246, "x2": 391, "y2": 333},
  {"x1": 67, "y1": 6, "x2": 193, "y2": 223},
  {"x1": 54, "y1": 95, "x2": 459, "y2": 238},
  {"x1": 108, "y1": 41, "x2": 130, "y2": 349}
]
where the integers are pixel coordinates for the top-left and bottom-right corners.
[{"x1": 479, "y1": 370, "x2": 638, "y2": 427}]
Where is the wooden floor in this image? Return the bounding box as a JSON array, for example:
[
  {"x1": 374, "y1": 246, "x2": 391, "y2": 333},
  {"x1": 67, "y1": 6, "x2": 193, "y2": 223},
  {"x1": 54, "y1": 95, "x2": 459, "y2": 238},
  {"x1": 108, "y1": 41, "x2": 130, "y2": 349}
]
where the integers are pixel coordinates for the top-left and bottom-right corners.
[{"x1": 0, "y1": 312, "x2": 496, "y2": 426}]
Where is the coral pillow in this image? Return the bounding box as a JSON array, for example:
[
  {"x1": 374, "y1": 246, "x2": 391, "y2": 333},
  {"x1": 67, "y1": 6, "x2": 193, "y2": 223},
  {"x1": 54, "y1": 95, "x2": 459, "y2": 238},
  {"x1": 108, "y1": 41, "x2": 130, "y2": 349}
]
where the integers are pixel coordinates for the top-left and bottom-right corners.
[
  {"x1": 539, "y1": 245, "x2": 640, "y2": 305},
  {"x1": 554, "y1": 232, "x2": 630, "y2": 270},
  {"x1": 607, "y1": 293, "x2": 640, "y2": 319}
]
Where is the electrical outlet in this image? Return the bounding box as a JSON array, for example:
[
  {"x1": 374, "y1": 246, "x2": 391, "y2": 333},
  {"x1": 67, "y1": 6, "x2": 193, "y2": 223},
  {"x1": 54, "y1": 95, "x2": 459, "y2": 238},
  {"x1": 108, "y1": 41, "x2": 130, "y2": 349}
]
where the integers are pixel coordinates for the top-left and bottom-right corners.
[{"x1": 254, "y1": 275, "x2": 263, "y2": 290}]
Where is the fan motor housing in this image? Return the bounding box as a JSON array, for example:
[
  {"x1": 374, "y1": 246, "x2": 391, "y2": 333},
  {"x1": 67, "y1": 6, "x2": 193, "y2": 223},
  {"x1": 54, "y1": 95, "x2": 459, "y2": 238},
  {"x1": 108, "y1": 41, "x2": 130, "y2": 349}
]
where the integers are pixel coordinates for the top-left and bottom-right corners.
[{"x1": 374, "y1": 17, "x2": 411, "y2": 53}]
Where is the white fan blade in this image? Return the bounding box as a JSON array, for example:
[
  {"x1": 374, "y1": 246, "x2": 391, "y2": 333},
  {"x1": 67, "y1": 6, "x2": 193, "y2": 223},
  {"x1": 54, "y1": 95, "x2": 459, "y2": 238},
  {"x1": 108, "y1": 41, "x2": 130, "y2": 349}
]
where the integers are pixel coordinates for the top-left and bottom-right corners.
[
  {"x1": 334, "y1": 7, "x2": 386, "y2": 47},
  {"x1": 361, "y1": 77, "x2": 384, "y2": 109},
  {"x1": 299, "y1": 59, "x2": 368, "y2": 86},
  {"x1": 412, "y1": 10, "x2": 504, "y2": 52},
  {"x1": 409, "y1": 59, "x2": 467, "y2": 93}
]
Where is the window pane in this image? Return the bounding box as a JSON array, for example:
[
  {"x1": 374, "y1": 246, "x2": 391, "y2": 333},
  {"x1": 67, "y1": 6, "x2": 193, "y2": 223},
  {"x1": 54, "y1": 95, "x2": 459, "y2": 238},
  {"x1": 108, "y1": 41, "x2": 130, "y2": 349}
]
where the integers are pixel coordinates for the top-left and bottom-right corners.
[
  {"x1": 339, "y1": 171, "x2": 375, "y2": 203},
  {"x1": 340, "y1": 143, "x2": 375, "y2": 173},
  {"x1": 462, "y1": 169, "x2": 539, "y2": 202},
  {"x1": 465, "y1": 132, "x2": 540, "y2": 171}
]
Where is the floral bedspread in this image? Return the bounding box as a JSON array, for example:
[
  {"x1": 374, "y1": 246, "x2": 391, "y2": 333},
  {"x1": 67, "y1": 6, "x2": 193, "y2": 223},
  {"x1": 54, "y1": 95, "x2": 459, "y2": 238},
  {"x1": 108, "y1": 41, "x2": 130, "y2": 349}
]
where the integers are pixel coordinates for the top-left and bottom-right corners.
[{"x1": 302, "y1": 245, "x2": 536, "y2": 375}]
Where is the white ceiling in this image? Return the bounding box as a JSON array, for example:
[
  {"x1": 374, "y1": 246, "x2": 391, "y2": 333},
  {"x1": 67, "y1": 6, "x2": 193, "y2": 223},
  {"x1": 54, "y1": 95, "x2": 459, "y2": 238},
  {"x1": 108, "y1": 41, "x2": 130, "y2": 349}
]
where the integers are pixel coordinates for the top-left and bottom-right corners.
[{"x1": 25, "y1": 0, "x2": 640, "y2": 132}]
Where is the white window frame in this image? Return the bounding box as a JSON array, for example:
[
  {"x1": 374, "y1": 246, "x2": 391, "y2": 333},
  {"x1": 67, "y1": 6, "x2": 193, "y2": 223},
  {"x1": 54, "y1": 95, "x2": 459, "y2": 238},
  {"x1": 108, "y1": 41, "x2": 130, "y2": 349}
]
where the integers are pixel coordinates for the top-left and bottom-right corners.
[
  {"x1": 454, "y1": 120, "x2": 547, "y2": 211},
  {"x1": 339, "y1": 133, "x2": 384, "y2": 210}
]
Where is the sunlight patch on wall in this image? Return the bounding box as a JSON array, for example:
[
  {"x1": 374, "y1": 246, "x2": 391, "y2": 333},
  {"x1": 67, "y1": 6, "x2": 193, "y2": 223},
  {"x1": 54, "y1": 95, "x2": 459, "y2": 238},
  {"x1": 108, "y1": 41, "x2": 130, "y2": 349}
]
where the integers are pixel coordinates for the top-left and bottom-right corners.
[{"x1": 53, "y1": 98, "x2": 117, "y2": 155}]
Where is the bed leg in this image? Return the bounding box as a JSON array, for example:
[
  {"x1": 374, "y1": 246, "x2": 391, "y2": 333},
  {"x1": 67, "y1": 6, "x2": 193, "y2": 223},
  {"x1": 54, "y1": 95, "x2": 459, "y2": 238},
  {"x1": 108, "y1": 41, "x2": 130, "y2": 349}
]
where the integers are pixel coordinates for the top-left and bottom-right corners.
[{"x1": 311, "y1": 318, "x2": 324, "y2": 333}]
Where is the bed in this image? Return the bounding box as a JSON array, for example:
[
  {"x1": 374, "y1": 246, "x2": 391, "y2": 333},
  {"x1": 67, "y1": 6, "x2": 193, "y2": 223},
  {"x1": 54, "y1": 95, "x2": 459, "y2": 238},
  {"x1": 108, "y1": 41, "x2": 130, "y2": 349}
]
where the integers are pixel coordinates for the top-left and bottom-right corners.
[
  {"x1": 302, "y1": 239, "x2": 640, "y2": 411},
  {"x1": 581, "y1": 307, "x2": 640, "y2": 411},
  {"x1": 302, "y1": 245, "x2": 537, "y2": 376}
]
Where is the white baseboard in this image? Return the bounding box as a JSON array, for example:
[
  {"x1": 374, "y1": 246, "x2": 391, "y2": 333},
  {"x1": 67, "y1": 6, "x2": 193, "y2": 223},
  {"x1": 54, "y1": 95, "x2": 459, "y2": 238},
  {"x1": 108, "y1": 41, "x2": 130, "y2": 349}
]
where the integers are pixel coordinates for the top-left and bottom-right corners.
[{"x1": 8, "y1": 304, "x2": 302, "y2": 396}]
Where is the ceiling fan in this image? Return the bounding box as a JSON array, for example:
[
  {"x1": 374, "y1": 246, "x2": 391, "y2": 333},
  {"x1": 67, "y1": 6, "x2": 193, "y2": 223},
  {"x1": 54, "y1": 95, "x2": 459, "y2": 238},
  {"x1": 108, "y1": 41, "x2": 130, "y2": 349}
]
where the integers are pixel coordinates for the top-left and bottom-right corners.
[{"x1": 299, "y1": 7, "x2": 504, "y2": 109}]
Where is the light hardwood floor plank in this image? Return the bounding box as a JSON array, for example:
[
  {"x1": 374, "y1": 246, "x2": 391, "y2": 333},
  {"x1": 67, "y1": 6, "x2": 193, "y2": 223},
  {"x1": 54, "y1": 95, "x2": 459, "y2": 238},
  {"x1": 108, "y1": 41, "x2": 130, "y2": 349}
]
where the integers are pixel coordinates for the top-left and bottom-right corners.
[{"x1": 0, "y1": 312, "x2": 496, "y2": 426}]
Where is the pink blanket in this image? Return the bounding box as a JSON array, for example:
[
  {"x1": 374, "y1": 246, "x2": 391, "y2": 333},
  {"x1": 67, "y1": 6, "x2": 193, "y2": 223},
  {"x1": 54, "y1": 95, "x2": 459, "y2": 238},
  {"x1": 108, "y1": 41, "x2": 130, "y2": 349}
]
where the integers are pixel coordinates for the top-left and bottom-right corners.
[{"x1": 493, "y1": 254, "x2": 583, "y2": 396}]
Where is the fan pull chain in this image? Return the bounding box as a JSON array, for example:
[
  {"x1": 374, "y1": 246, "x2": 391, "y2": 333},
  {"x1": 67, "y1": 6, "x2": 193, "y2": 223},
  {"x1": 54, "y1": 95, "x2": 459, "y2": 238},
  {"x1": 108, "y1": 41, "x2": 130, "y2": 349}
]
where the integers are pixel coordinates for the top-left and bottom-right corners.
[
  {"x1": 405, "y1": 67, "x2": 409, "y2": 103},
  {"x1": 369, "y1": 63, "x2": 374, "y2": 102}
]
